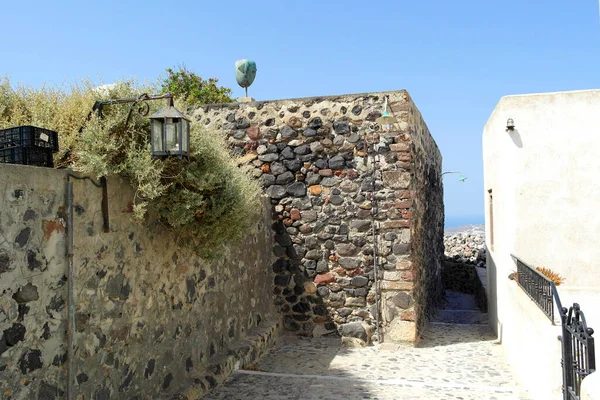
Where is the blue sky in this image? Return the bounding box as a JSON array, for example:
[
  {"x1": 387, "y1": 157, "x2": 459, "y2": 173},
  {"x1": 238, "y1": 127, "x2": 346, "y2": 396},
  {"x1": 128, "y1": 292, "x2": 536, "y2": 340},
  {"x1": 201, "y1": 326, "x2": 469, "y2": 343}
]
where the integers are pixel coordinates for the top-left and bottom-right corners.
[{"x1": 2, "y1": 1, "x2": 600, "y2": 226}]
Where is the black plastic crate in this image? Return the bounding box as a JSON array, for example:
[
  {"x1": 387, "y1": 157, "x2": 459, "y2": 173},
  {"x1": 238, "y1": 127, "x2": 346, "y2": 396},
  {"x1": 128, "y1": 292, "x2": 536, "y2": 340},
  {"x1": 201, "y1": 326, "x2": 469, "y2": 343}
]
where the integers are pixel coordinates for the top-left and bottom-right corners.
[
  {"x1": 0, "y1": 146, "x2": 54, "y2": 167},
  {"x1": 0, "y1": 125, "x2": 59, "y2": 152}
]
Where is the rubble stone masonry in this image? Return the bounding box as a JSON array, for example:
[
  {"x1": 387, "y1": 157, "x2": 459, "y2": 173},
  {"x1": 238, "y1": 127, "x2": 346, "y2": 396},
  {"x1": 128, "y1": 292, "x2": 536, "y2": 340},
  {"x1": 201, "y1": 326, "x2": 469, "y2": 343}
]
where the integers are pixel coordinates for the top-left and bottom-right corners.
[{"x1": 192, "y1": 90, "x2": 444, "y2": 344}]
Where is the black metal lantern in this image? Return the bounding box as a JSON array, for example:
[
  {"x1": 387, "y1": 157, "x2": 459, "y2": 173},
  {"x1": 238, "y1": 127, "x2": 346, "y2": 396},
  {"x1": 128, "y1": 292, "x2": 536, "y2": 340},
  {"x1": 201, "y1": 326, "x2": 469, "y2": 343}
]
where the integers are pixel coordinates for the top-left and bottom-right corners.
[
  {"x1": 149, "y1": 99, "x2": 190, "y2": 158},
  {"x1": 506, "y1": 118, "x2": 515, "y2": 132}
]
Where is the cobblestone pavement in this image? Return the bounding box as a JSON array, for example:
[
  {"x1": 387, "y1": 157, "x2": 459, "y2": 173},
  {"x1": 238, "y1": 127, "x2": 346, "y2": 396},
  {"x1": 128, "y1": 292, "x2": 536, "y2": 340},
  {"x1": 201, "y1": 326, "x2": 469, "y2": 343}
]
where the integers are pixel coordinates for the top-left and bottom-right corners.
[{"x1": 204, "y1": 323, "x2": 532, "y2": 400}]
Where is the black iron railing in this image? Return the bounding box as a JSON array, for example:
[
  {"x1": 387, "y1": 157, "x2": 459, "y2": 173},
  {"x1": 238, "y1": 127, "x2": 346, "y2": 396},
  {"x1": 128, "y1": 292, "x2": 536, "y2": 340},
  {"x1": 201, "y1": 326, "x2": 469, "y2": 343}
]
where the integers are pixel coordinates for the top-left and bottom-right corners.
[
  {"x1": 513, "y1": 255, "x2": 558, "y2": 323},
  {"x1": 511, "y1": 255, "x2": 596, "y2": 400},
  {"x1": 562, "y1": 304, "x2": 596, "y2": 400}
]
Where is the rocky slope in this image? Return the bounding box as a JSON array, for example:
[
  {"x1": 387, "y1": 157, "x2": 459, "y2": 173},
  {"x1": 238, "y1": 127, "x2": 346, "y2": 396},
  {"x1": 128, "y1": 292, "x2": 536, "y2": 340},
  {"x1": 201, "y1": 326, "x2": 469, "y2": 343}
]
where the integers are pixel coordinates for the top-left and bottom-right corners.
[{"x1": 443, "y1": 227, "x2": 486, "y2": 267}]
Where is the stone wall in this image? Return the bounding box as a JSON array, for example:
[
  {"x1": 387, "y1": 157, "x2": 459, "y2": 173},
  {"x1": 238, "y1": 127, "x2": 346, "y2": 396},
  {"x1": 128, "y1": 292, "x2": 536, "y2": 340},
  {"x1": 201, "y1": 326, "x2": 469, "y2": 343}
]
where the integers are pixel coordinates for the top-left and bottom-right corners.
[
  {"x1": 0, "y1": 164, "x2": 278, "y2": 399},
  {"x1": 380, "y1": 101, "x2": 445, "y2": 340},
  {"x1": 192, "y1": 90, "x2": 443, "y2": 343}
]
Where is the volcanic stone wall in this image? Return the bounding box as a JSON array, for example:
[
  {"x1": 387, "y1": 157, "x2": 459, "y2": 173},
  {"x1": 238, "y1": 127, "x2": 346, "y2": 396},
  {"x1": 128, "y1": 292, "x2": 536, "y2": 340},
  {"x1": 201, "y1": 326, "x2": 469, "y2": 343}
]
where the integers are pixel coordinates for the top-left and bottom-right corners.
[
  {"x1": 0, "y1": 164, "x2": 277, "y2": 399},
  {"x1": 192, "y1": 90, "x2": 444, "y2": 343}
]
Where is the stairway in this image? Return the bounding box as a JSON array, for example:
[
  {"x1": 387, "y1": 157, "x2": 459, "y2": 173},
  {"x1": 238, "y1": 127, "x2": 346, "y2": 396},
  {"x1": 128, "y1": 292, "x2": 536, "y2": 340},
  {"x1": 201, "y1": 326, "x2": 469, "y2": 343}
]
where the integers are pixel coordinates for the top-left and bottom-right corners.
[{"x1": 432, "y1": 290, "x2": 489, "y2": 325}]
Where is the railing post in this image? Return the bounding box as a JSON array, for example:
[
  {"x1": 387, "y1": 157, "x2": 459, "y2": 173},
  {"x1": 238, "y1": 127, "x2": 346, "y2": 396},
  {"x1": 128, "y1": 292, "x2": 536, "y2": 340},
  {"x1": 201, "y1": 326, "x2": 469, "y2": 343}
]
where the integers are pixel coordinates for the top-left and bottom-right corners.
[
  {"x1": 588, "y1": 332, "x2": 596, "y2": 374},
  {"x1": 561, "y1": 308, "x2": 572, "y2": 400}
]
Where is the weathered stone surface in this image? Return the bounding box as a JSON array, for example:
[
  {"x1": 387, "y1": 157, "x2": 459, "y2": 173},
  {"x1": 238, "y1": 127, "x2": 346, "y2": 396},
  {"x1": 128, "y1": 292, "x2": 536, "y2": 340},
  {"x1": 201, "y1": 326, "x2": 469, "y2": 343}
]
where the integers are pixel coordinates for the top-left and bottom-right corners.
[
  {"x1": 338, "y1": 322, "x2": 367, "y2": 341},
  {"x1": 266, "y1": 185, "x2": 287, "y2": 199},
  {"x1": 15, "y1": 227, "x2": 31, "y2": 247},
  {"x1": 308, "y1": 185, "x2": 322, "y2": 196},
  {"x1": 4, "y1": 323, "x2": 26, "y2": 346},
  {"x1": 385, "y1": 319, "x2": 416, "y2": 342},
  {"x1": 19, "y1": 348, "x2": 43, "y2": 373},
  {"x1": 383, "y1": 271, "x2": 406, "y2": 281},
  {"x1": 393, "y1": 243, "x2": 411, "y2": 255},
  {"x1": 391, "y1": 292, "x2": 414, "y2": 309},
  {"x1": 336, "y1": 243, "x2": 357, "y2": 256},
  {"x1": 333, "y1": 121, "x2": 350, "y2": 134},
  {"x1": 381, "y1": 281, "x2": 414, "y2": 291},
  {"x1": 351, "y1": 276, "x2": 369, "y2": 288},
  {"x1": 12, "y1": 283, "x2": 39, "y2": 304},
  {"x1": 305, "y1": 249, "x2": 322, "y2": 260},
  {"x1": 258, "y1": 153, "x2": 279, "y2": 162},
  {"x1": 345, "y1": 297, "x2": 366, "y2": 307},
  {"x1": 0, "y1": 165, "x2": 280, "y2": 399},
  {"x1": 276, "y1": 171, "x2": 295, "y2": 185},
  {"x1": 286, "y1": 182, "x2": 306, "y2": 197},
  {"x1": 38, "y1": 381, "x2": 65, "y2": 399},
  {"x1": 314, "y1": 273, "x2": 335, "y2": 286},
  {"x1": 329, "y1": 195, "x2": 344, "y2": 205},
  {"x1": 338, "y1": 258, "x2": 361, "y2": 270},
  {"x1": 281, "y1": 125, "x2": 297, "y2": 139},
  {"x1": 0, "y1": 251, "x2": 11, "y2": 274},
  {"x1": 382, "y1": 171, "x2": 411, "y2": 189},
  {"x1": 284, "y1": 159, "x2": 302, "y2": 172},
  {"x1": 350, "y1": 220, "x2": 371, "y2": 232},
  {"x1": 308, "y1": 117, "x2": 322, "y2": 129},
  {"x1": 328, "y1": 155, "x2": 346, "y2": 170}
]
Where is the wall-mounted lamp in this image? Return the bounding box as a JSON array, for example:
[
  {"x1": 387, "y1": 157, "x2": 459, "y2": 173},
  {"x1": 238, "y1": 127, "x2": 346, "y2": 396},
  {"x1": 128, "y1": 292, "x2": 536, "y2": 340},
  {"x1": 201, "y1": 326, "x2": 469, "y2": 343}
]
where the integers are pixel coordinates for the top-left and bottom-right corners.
[
  {"x1": 442, "y1": 171, "x2": 467, "y2": 182},
  {"x1": 506, "y1": 118, "x2": 515, "y2": 132},
  {"x1": 376, "y1": 96, "x2": 397, "y2": 131},
  {"x1": 85, "y1": 93, "x2": 191, "y2": 159},
  {"x1": 149, "y1": 98, "x2": 190, "y2": 159}
]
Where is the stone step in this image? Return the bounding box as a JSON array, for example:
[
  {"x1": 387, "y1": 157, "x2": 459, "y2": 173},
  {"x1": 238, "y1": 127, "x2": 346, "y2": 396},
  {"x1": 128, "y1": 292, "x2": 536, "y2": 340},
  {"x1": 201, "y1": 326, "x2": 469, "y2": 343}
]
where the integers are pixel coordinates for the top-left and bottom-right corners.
[{"x1": 432, "y1": 309, "x2": 489, "y2": 325}]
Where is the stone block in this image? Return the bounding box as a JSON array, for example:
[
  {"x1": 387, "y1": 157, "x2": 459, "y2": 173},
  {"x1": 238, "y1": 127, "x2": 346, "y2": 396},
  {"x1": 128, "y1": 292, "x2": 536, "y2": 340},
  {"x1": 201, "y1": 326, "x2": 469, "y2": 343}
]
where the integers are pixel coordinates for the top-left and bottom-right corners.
[
  {"x1": 395, "y1": 190, "x2": 416, "y2": 199},
  {"x1": 383, "y1": 271, "x2": 404, "y2": 281},
  {"x1": 335, "y1": 243, "x2": 357, "y2": 256},
  {"x1": 338, "y1": 258, "x2": 361, "y2": 270},
  {"x1": 385, "y1": 319, "x2": 416, "y2": 343},
  {"x1": 382, "y1": 171, "x2": 411, "y2": 189},
  {"x1": 381, "y1": 281, "x2": 414, "y2": 291},
  {"x1": 390, "y1": 292, "x2": 413, "y2": 309},
  {"x1": 308, "y1": 185, "x2": 322, "y2": 196},
  {"x1": 344, "y1": 297, "x2": 366, "y2": 307},
  {"x1": 314, "y1": 273, "x2": 335, "y2": 286},
  {"x1": 381, "y1": 221, "x2": 410, "y2": 230},
  {"x1": 393, "y1": 200, "x2": 412, "y2": 209},
  {"x1": 390, "y1": 143, "x2": 410, "y2": 152},
  {"x1": 338, "y1": 322, "x2": 368, "y2": 341},
  {"x1": 392, "y1": 243, "x2": 410, "y2": 255},
  {"x1": 350, "y1": 220, "x2": 371, "y2": 232}
]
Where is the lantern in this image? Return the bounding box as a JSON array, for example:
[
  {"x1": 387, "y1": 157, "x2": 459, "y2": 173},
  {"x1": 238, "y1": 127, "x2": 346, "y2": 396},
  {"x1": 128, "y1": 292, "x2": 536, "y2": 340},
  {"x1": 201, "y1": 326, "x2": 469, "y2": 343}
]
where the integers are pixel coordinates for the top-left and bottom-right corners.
[
  {"x1": 375, "y1": 96, "x2": 397, "y2": 131},
  {"x1": 506, "y1": 118, "x2": 515, "y2": 132},
  {"x1": 149, "y1": 99, "x2": 190, "y2": 158}
]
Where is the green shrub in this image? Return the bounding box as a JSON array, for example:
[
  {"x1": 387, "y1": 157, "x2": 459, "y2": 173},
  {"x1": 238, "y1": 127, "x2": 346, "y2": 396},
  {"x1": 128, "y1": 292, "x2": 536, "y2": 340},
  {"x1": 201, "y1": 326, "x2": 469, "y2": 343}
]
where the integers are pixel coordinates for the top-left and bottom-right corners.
[
  {"x1": 0, "y1": 77, "x2": 261, "y2": 259},
  {"x1": 160, "y1": 66, "x2": 234, "y2": 105}
]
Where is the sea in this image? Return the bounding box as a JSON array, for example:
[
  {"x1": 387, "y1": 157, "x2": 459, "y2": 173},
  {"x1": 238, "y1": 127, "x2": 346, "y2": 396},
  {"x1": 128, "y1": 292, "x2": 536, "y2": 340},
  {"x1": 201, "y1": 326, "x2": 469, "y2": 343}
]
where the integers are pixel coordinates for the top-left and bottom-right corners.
[
  {"x1": 444, "y1": 215, "x2": 485, "y2": 235},
  {"x1": 444, "y1": 215, "x2": 484, "y2": 228}
]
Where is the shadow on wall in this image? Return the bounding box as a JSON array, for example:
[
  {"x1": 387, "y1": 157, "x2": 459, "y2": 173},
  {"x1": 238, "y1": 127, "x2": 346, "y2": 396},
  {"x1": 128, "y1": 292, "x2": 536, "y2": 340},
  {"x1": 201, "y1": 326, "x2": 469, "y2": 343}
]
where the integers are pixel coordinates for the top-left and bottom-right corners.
[
  {"x1": 508, "y1": 130, "x2": 523, "y2": 148},
  {"x1": 486, "y1": 251, "x2": 499, "y2": 341},
  {"x1": 272, "y1": 219, "x2": 334, "y2": 333},
  {"x1": 271, "y1": 219, "x2": 375, "y2": 345}
]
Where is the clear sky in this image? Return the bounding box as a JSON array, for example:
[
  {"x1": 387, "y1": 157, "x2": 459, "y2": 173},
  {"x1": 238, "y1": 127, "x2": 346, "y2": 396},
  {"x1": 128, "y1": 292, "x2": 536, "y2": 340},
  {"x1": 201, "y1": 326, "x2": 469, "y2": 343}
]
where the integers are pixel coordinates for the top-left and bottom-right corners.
[{"x1": 2, "y1": 1, "x2": 600, "y2": 226}]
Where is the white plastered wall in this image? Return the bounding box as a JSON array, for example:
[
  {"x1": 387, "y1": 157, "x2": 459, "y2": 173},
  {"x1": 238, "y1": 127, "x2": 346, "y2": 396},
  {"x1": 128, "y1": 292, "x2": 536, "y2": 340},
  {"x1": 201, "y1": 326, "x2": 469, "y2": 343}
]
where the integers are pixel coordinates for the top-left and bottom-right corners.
[{"x1": 483, "y1": 89, "x2": 600, "y2": 400}]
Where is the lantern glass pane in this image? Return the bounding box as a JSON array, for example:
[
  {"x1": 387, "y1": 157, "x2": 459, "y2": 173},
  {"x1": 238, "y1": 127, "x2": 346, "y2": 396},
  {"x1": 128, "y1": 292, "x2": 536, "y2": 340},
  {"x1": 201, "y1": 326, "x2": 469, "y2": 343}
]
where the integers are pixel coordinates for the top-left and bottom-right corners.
[
  {"x1": 152, "y1": 119, "x2": 163, "y2": 152},
  {"x1": 182, "y1": 120, "x2": 189, "y2": 152},
  {"x1": 165, "y1": 118, "x2": 179, "y2": 152}
]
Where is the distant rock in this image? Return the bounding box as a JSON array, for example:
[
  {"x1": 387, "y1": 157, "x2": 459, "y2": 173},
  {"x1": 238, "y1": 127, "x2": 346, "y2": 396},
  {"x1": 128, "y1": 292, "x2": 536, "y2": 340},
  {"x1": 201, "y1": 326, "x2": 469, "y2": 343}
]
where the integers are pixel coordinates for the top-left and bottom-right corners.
[{"x1": 444, "y1": 227, "x2": 486, "y2": 267}]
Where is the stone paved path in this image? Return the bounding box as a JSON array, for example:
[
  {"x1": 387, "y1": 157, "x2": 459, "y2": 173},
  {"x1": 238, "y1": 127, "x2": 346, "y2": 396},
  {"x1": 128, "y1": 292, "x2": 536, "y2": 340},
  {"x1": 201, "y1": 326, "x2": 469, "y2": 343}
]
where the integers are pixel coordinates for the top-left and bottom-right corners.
[{"x1": 203, "y1": 323, "x2": 531, "y2": 400}]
